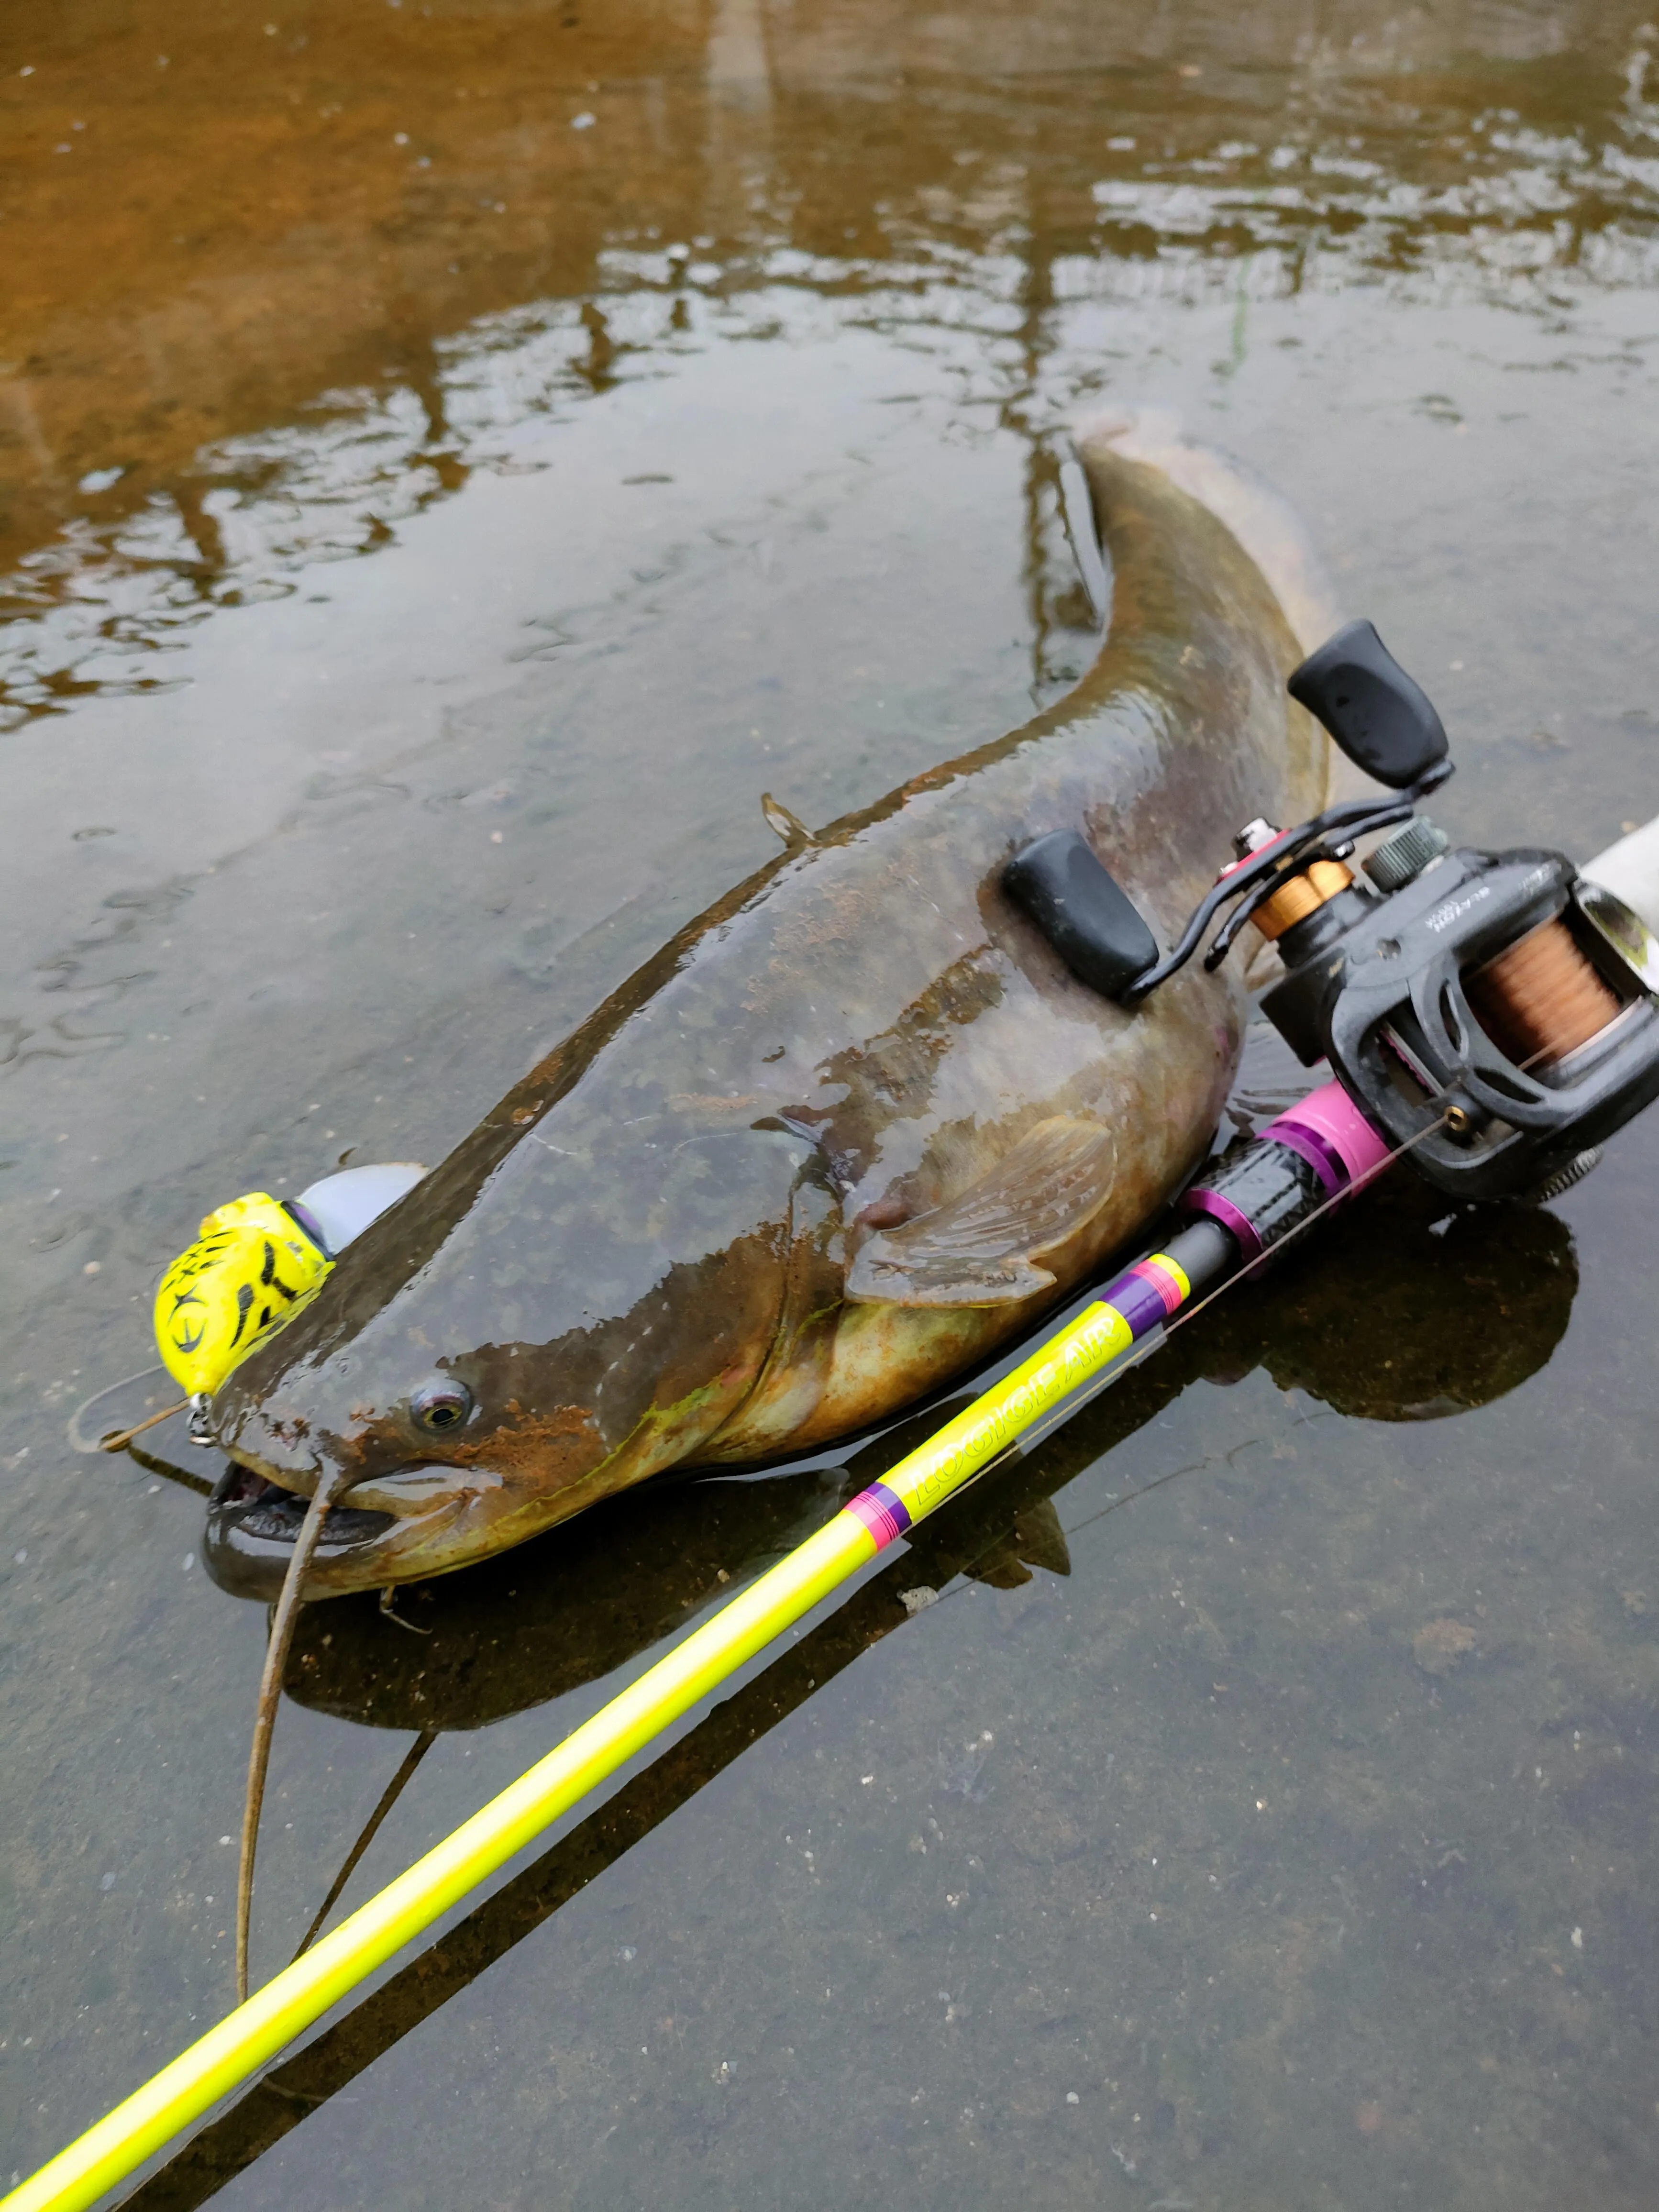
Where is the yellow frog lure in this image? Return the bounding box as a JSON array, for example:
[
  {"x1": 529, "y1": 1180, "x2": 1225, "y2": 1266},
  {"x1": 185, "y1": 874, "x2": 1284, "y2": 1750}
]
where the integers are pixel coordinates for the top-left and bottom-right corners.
[{"x1": 153, "y1": 1164, "x2": 424, "y2": 1439}]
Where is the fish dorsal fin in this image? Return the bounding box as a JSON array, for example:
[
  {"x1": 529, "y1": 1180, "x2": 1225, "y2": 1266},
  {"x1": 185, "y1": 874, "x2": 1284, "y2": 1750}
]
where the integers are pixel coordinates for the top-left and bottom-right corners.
[
  {"x1": 846, "y1": 1115, "x2": 1117, "y2": 1307},
  {"x1": 761, "y1": 792, "x2": 816, "y2": 848}
]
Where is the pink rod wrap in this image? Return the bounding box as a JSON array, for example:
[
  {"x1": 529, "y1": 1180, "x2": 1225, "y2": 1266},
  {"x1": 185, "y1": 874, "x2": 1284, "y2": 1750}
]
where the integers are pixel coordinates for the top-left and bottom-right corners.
[{"x1": 1268, "y1": 1079, "x2": 1391, "y2": 1185}]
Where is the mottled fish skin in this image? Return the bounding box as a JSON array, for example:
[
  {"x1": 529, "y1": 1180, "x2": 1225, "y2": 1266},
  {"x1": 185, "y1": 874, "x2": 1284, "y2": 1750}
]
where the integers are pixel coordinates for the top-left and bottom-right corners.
[{"x1": 209, "y1": 434, "x2": 1330, "y2": 1595}]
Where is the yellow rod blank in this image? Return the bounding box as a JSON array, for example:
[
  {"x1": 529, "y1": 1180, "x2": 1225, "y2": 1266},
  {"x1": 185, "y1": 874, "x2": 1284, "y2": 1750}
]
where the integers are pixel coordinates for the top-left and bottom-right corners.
[{"x1": 4, "y1": 1295, "x2": 1137, "y2": 2212}]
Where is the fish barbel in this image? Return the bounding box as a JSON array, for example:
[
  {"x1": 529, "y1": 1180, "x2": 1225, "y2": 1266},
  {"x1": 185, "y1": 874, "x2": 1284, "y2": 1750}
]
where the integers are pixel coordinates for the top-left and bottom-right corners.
[{"x1": 208, "y1": 418, "x2": 1340, "y2": 1597}]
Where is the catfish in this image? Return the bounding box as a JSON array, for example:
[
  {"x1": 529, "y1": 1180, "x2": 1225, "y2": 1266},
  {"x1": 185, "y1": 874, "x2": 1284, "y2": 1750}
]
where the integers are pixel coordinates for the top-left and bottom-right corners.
[{"x1": 209, "y1": 416, "x2": 1343, "y2": 1602}]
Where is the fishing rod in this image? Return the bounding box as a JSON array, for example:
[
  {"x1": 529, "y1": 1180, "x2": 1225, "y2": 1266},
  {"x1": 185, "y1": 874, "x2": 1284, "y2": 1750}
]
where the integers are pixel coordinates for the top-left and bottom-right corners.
[
  {"x1": 14, "y1": 621, "x2": 1659, "y2": 2212},
  {"x1": 119, "y1": 1416, "x2": 1140, "y2": 2212},
  {"x1": 0, "y1": 1204, "x2": 1366, "y2": 2212}
]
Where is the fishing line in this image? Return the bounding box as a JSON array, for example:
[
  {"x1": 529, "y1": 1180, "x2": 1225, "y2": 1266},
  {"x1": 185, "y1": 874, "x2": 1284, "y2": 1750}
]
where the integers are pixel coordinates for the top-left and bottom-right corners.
[
  {"x1": 951, "y1": 1106, "x2": 1451, "y2": 1503},
  {"x1": 66, "y1": 1365, "x2": 178, "y2": 1457},
  {"x1": 972, "y1": 1113, "x2": 1455, "y2": 1556},
  {"x1": 98, "y1": 1402, "x2": 189, "y2": 1453},
  {"x1": 1056, "y1": 1403, "x2": 1344, "y2": 1553},
  {"x1": 1161, "y1": 1107, "x2": 1454, "y2": 1346}
]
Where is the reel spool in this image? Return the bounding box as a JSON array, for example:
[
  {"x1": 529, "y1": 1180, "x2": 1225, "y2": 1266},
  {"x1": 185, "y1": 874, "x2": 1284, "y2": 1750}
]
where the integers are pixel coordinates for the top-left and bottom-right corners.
[{"x1": 1464, "y1": 916, "x2": 1623, "y2": 1071}]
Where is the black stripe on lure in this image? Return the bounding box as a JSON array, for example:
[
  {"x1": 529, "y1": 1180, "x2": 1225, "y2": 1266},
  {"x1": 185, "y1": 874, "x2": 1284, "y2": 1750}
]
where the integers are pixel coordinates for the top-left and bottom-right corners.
[{"x1": 1006, "y1": 619, "x2": 1659, "y2": 1215}]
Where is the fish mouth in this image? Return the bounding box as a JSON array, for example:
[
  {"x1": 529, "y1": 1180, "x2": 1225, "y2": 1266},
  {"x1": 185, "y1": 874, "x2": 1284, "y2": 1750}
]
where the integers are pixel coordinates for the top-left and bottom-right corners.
[
  {"x1": 204, "y1": 1455, "x2": 492, "y2": 1601},
  {"x1": 204, "y1": 1464, "x2": 395, "y2": 1600}
]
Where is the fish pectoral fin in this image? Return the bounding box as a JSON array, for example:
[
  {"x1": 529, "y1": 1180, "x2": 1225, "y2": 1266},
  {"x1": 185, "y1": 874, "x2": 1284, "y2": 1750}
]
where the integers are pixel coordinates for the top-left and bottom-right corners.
[{"x1": 845, "y1": 1115, "x2": 1117, "y2": 1308}]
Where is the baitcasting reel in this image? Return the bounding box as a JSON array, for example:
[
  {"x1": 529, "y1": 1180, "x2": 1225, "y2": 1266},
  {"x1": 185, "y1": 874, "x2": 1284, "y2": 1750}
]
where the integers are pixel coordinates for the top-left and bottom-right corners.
[{"x1": 1007, "y1": 619, "x2": 1659, "y2": 1208}]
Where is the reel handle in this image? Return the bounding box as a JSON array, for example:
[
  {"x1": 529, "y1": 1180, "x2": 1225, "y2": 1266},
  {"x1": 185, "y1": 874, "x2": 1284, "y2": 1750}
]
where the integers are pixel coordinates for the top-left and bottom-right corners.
[
  {"x1": 1288, "y1": 619, "x2": 1449, "y2": 791},
  {"x1": 1002, "y1": 617, "x2": 1452, "y2": 1009},
  {"x1": 1004, "y1": 830, "x2": 1159, "y2": 1001}
]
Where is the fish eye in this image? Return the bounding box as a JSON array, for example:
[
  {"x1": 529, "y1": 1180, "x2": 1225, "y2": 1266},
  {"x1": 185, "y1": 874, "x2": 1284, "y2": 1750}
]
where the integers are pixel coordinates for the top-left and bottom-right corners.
[{"x1": 410, "y1": 1379, "x2": 473, "y2": 1435}]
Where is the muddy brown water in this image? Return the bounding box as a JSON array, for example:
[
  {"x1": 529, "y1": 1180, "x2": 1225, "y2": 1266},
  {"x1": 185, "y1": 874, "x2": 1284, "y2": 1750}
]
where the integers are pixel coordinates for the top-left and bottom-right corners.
[{"x1": 3, "y1": 2, "x2": 1659, "y2": 2204}]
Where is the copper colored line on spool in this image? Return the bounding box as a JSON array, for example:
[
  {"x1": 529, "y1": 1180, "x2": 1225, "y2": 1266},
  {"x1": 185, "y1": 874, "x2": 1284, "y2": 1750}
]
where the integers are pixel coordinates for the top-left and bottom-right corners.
[{"x1": 1465, "y1": 917, "x2": 1620, "y2": 1067}]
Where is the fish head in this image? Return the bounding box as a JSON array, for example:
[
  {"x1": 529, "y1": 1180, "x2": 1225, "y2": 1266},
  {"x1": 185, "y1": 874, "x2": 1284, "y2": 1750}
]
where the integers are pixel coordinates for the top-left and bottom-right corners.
[{"x1": 204, "y1": 1114, "x2": 836, "y2": 1599}]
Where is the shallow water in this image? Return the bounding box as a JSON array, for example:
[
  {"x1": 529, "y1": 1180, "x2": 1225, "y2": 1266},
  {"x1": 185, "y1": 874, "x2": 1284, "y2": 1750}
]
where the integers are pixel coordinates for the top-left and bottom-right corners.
[{"x1": 3, "y1": 1, "x2": 1659, "y2": 2203}]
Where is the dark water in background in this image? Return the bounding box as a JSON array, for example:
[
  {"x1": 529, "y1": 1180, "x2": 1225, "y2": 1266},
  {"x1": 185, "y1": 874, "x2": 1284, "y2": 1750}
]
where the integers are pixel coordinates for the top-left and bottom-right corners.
[{"x1": 3, "y1": 2, "x2": 1659, "y2": 2203}]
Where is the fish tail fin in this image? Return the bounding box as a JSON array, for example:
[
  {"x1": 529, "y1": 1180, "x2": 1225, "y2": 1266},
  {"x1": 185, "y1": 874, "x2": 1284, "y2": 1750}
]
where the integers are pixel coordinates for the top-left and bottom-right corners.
[
  {"x1": 1072, "y1": 407, "x2": 1340, "y2": 657},
  {"x1": 1072, "y1": 407, "x2": 1377, "y2": 808}
]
